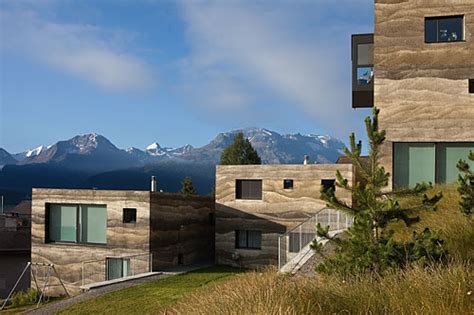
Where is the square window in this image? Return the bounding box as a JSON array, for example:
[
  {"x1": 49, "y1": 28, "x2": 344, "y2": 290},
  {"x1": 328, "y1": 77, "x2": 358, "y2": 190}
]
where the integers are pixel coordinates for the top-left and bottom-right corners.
[
  {"x1": 469, "y1": 79, "x2": 474, "y2": 93},
  {"x1": 283, "y1": 179, "x2": 294, "y2": 189},
  {"x1": 123, "y1": 208, "x2": 137, "y2": 223},
  {"x1": 235, "y1": 230, "x2": 261, "y2": 249},
  {"x1": 236, "y1": 180, "x2": 262, "y2": 200},
  {"x1": 321, "y1": 179, "x2": 336, "y2": 193},
  {"x1": 425, "y1": 16, "x2": 464, "y2": 43},
  {"x1": 357, "y1": 67, "x2": 373, "y2": 86},
  {"x1": 357, "y1": 43, "x2": 374, "y2": 65}
]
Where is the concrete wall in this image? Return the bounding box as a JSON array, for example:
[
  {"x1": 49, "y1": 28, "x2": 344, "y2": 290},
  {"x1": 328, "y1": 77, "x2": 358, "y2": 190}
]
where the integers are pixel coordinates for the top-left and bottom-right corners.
[
  {"x1": 215, "y1": 164, "x2": 353, "y2": 268},
  {"x1": 374, "y1": 0, "x2": 474, "y2": 188},
  {"x1": 31, "y1": 189, "x2": 151, "y2": 295},
  {"x1": 150, "y1": 193, "x2": 215, "y2": 269}
]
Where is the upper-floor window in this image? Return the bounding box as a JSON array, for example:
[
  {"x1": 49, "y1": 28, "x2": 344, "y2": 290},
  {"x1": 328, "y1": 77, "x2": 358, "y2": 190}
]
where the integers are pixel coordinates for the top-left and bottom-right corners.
[
  {"x1": 46, "y1": 204, "x2": 107, "y2": 244},
  {"x1": 425, "y1": 16, "x2": 464, "y2": 43},
  {"x1": 321, "y1": 179, "x2": 336, "y2": 193},
  {"x1": 236, "y1": 180, "x2": 262, "y2": 200},
  {"x1": 283, "y1": 179, "x2": 294, "y2": 190},
  {"x1": 123, "y1": 208, "x2": 137, "y2": 223}
]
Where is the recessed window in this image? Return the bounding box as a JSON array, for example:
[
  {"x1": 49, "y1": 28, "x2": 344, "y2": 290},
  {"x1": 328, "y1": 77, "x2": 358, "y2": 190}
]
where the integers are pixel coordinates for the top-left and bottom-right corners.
[
  {"x1": 321, "y1": 179, "x2": 336, "y2": 193},
  {"x1": 393, "y1": 142, "x2": 474, "y2": 188},
  {"x1": 469, "y1": 79, "x2": 474, "y2": 93},
  {"x1": 236, "y1": 180, "x2": 262, "y2": 200},
  {"x1": 47, "y1": 204, "x2": 107, "y2": 244},
  {"x1": 235, "y1": 230, "x2": 262, "y2": 249},
  {"x1": 123, "y1": 208, "x2": 137, "y2": 223},
  {"x1": 107, "y1": 258, "x2": 130, "y2": 280},
  {"x1": 283, "y1": 179, "x2": 294, "y2": 189},
  {"x1": 425, "y1": 16, "x2": 464, "y2": 43}
]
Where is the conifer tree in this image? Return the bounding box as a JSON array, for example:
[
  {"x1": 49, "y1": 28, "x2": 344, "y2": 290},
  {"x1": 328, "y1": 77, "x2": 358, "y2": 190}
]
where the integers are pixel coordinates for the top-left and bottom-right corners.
[
  {"x1": 220, "y1": 132, "x2": 261, "y2": 165},
  {"x1": 311, "y1": 107, "x2": 445, "y2": 276},
  {"x1": 180, "y1": 176, "x2": 197, "y2": 196},
  {"x1": 457, "y1": 151, "x2": 474, "y2": 218}
]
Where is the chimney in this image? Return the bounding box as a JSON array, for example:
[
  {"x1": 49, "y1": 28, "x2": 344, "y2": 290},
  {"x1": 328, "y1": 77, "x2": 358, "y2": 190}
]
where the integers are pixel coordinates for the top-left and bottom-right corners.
[
  {"x1": 303, "y1": 155, "x2": 310, "y2": 165},
  {"x1": 151, "y1": 176, "x2": 157, "y2": 192}
]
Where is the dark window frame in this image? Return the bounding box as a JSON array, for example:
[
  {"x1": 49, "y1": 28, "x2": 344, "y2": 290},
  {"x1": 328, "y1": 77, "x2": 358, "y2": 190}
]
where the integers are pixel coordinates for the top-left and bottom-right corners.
[
  {"x1": 235, "y1": 230, "x2": 262, "y2": 250},
  {"x1": 45, "y1": 203, "x2": 107, "y2": 246},
  {"x1": 235, "y1": 179, "x2": 263, "y2": 200},
  {"x1": 321, "y1": 179, "x2": 336, "y2": 193},
  {"x1": 283, "y1": 179, "x2": 294, "y2": 190},
  {"x1": 469, "y1": 79, "x2": 474, "y2": 93},
  {"x1": 123, "y1": 208, "x2": 137, "y2": 224},
  {"x1": 425, "y1": 15, "x2": 464, "y2": 44}
]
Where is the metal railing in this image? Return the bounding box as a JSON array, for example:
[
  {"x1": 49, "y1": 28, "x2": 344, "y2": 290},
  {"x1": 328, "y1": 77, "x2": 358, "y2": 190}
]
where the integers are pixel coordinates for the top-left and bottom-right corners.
[
  {"x1": 278, "y1": 208, "x2": 353, "y2": 270},
  {"x1": 81, "y1": 253, "x2": 152, "y2": 287}
]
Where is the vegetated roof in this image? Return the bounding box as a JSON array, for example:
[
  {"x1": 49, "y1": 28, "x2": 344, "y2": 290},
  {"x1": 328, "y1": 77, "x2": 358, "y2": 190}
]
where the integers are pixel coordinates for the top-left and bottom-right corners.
[{"x1": 336, "y1": 156, "x2": 369, "y2": 164}]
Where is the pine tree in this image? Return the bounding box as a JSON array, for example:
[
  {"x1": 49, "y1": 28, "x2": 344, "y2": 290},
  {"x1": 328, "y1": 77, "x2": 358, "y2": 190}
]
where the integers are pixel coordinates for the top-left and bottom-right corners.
[
  {"x1": 180, "y1": 176, "x2": 197, "y2": 196},
  {"x1": 311, "y1": 107, "x2": 445, "y2": 276},
  {"x1": 457, "y1": 151, "x2": 474, "y2": 217},
  {"x1": 220, "y1": 132, "x2": 262, "y2": 165}
]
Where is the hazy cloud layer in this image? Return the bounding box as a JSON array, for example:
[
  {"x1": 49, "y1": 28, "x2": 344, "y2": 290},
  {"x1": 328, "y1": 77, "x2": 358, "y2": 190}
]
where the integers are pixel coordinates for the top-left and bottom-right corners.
[
  {"x1": 0, "y1": 7, "x2": 156, "y2": 92},
  {"x1": 179, "y1": 1, "x2": 372, "y2": 136}
]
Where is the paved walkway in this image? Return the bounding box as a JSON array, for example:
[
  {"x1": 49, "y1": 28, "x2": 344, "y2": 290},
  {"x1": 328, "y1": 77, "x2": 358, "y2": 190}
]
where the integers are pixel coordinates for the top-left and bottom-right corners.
[{"x1": 27, "y1": 265, "x2": 210, "y2": 315}]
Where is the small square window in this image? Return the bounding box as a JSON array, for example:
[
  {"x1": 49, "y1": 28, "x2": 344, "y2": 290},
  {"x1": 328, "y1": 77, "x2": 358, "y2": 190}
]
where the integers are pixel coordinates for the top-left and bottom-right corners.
[
  {"x1": 123, "y1": 208, "x2": 137, "y2": 223},
  {"x1": 283, "y1": 179, "x2": 294, "y2": 189},
  {"x1": 321, "y1": 179, "x2": 336, "y2": 193},
  {"x1": 469, "y1": 79, "x2": 474, "y2": 93}
]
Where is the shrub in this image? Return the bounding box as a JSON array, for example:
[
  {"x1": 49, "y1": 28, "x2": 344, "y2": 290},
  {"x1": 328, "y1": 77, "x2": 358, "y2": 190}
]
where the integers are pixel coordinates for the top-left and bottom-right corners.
[{"x1": 10, "y1": 288, "x2": 39, "y2": 308}]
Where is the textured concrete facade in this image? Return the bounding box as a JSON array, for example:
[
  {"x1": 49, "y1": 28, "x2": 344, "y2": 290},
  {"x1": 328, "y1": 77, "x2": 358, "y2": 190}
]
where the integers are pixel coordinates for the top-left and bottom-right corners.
[
  {"x1": 31, "y1": 189, "x2": 151, "y2": 295},
  {"x1": 215, "y1": 164, "x2": 352, "y2": 268},
  {"x1": 31, "y1": 189, "x2": 214, "y2": 295},
  {"x1": 374, "y1": 0, "x2": 474, "y2": 188}
]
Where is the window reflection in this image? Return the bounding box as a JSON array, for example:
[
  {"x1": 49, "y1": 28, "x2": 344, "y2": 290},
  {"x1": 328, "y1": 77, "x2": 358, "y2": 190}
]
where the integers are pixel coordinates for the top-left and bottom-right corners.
[{"x1": 357, "y1": 67, "x2": 373, "y2": 85}]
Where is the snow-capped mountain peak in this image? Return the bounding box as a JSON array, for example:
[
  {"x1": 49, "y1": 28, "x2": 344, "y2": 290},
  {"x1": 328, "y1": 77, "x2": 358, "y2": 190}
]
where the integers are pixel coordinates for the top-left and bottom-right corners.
[{"x1": 25, "y1": 146, "x2": 45, "y2": 158}]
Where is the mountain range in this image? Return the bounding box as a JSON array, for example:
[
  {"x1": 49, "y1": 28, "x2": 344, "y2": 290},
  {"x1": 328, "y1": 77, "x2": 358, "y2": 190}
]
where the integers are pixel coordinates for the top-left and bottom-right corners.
[{"x1": 0, "y1": 128, "x2": 345, "y2": 205}]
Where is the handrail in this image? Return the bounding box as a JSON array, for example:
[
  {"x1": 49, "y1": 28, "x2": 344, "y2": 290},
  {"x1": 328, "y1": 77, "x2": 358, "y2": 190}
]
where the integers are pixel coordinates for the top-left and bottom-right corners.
[{"x1": 278, "y1": 208, "x2": 352, "y2": 270}]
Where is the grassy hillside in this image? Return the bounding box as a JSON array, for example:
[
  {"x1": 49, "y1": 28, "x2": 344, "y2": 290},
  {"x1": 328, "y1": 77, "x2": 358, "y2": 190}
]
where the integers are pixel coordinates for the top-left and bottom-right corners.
[{"x1": 169, "y1": 185, "x2": 473, "y2": 314}]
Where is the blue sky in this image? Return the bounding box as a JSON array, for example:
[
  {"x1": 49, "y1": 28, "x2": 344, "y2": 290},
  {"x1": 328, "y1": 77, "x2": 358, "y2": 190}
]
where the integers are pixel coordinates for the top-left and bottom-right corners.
[{"x1": 0, "y1": 0, "x2": 373, "y2": 153}]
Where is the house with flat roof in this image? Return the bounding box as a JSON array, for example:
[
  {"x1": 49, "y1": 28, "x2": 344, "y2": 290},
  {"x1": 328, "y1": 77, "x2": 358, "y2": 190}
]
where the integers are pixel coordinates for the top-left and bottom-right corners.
[
  {"x1": 215, "y1": 164, "x2": 353, "y2": 269},
  {"x1": 31, "y1": 185, "x2": 214, "y2": 295},
  {"x1": 352, "y1": 0, "x2": 474, "y2": 189}
]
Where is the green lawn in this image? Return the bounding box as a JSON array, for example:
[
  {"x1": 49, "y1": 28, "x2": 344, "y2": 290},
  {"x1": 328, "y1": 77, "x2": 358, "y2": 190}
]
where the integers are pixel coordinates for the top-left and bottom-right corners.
[{"x1": 59, "y1": 266, "x2": 243, "y2": 315}]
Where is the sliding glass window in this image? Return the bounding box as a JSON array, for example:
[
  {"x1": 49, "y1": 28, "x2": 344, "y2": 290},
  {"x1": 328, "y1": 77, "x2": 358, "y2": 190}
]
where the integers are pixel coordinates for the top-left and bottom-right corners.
[
  {"x1": 393, "y1": 143, "x2": 435, "y2": 188},
  {"x1": 47, "y1": 204, "x2": 107, "y2": 244},
  {"x1": 436, "y1": 143, "x2": 474, "y2": 184},
  {"x1": 394, "y1": 143, "x2": 474, "y2": 188}
]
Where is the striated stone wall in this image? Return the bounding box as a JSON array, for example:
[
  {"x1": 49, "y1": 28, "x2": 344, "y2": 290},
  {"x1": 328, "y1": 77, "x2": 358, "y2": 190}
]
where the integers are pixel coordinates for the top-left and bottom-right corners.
[
  {"x1": 150, "y1": 193, "x2": 215, "y2": 269},
  {"x1": 374, "y1": 0, "x2": 474, "y2": 188},
  {"x1": 31, "y1": 189, "x2": 151, "y2": 296},
  {"x1": 215, "y1": 164, "x2": 353, "y2": 268}
]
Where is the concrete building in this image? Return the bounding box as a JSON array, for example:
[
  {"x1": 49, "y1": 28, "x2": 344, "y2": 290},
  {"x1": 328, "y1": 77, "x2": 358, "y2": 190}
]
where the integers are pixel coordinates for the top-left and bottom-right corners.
[
  {"x1": 31, "y1": 188, "x2": 214, "y2": 295},
  {"x1": 352, "y1": 0, "x2": 474, "y2": 189},
  {"x1": 215, "y1": 164, "x2": 353, "y2": 268}
]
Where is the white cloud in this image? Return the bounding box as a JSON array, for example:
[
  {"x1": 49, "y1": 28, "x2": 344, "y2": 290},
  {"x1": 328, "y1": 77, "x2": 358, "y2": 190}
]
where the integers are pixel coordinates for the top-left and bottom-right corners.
[
  {"x1": 178, "y1": 1, "x2": 372, "y2": 137},
  {"x1": 0, "y1": 8, "x2": 156, "y2": 92}
]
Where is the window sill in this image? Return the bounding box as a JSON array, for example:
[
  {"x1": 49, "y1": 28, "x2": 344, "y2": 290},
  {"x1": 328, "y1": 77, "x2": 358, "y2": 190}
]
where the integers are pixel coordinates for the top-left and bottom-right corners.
[
  {"x1": 44, "y1": 241, "x2": 107, "y2": 247},
  {"x1": 424, "y1": 40, "x2": 466, "y2": 44},
  {"x1": 235, "y1": 247, "x2": 262, "y2": 251}
]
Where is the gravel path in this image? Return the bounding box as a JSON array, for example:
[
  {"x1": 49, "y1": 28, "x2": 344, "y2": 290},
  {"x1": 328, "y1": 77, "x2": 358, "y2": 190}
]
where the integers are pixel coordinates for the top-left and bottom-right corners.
[{"x1": 26, "y1": 265, "x2": 210, "y2": 315}]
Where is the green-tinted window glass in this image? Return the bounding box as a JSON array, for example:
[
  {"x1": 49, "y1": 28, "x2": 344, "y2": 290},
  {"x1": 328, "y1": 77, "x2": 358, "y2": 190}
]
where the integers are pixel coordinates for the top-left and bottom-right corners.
[
  {"x1": 107, "y1": 258, "x2": 130, "y2": 280},
  {"x1": 80, "y1": 205, "x2": 107, "y2": 244},
  {"x1": 49, "y1": 204, "x2": 77, "y2": 242},
  {"x1": 436, "y1": 143, "x2": 474, "y2": 184},
  {"x1": 394, "y1": 143, "x2": 435, "y2": 188}
]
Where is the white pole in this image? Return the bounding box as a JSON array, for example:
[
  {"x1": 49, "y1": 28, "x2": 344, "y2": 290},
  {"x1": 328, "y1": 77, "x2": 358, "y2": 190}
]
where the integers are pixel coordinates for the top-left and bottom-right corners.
[{"x1": 278, "y1": 237, "x2": 281, "y2": 270}]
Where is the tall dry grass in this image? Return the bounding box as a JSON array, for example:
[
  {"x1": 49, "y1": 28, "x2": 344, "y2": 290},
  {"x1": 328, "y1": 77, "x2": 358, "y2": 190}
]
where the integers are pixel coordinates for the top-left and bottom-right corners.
[
  {"x1": 169, "y1": 262, "x2": 472, "y2": 314},
  {"x1": 169, "y1": 185, "x2": 473, "y2": 314},
  {"x1": 392, "y1": 184, "x2": 474, "y2": 260}
]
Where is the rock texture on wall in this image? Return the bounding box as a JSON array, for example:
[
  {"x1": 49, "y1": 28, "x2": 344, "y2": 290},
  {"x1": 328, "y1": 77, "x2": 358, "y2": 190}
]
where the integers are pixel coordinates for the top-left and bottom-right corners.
[
  {"x1": 374, "y1": 0, "x2": 474, "y2": 188},
  {"x1": 31, "y1": 189, "x2": 151, "y2": 296},
  {"x1": 215, "y1": 164, "x2": 352, "y2": 268}
]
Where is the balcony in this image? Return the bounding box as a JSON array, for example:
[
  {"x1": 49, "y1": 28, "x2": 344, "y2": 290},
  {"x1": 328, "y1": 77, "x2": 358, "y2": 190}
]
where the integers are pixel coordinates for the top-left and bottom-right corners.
[{"x1": 352, "y1": 33, "x2": 374, "y2": 108}]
